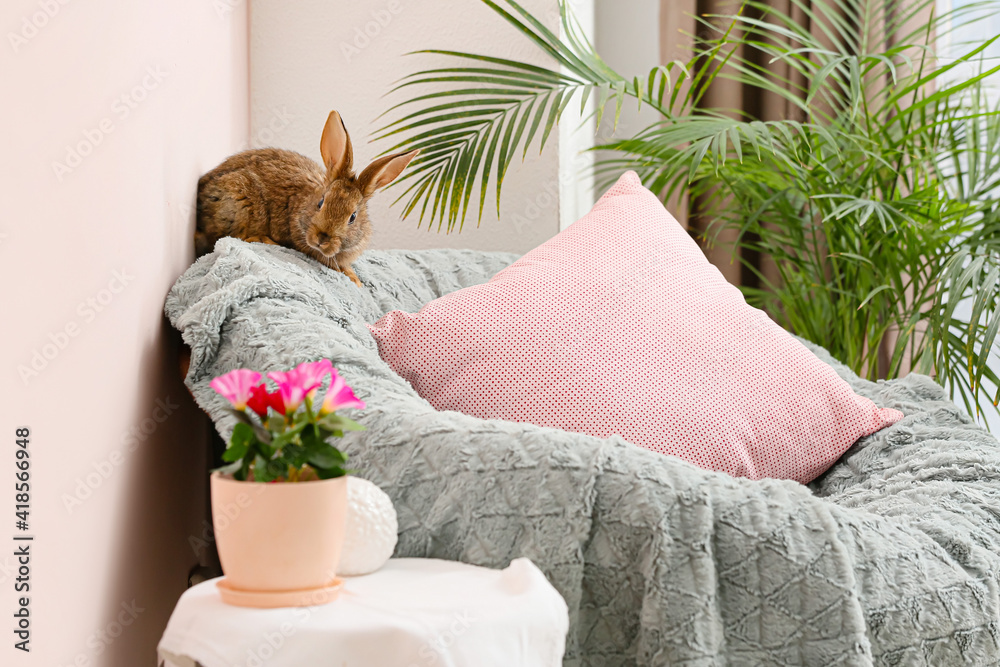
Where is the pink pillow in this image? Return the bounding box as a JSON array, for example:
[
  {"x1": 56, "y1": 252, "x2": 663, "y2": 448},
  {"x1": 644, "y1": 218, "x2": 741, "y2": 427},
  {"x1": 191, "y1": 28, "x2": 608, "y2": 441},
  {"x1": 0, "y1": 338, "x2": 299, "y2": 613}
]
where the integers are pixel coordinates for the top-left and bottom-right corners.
[{"x1": 368, "y1": 172, "x2": 902, "y2": 482}]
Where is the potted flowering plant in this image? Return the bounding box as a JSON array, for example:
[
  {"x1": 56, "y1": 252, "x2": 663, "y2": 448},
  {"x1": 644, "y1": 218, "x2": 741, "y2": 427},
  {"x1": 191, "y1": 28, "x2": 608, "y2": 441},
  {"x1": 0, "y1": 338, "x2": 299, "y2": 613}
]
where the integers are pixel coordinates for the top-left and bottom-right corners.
[
  {"x1": 212, "y1": 359, "x2": 365, "y2": 482},
  {"x1": 207, "y1": 359, "x2": 366, "y2": 607}
]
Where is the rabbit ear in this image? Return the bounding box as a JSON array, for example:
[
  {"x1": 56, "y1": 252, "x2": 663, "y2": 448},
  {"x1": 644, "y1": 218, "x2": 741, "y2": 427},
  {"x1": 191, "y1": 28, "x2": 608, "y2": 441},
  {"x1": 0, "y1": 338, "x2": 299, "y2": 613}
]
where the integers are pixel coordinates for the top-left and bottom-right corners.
[
  {"x1": 320, "y1": 110, "x2": 354, "y2": 178},
  {"x1": 358, "y1": 149, "x2": 420, "y2": 196}
]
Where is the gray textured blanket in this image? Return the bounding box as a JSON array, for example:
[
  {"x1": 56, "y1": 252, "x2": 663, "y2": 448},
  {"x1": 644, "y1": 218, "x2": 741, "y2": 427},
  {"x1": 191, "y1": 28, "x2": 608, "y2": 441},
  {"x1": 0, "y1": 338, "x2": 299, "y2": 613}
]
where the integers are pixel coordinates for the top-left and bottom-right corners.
[{"x1": 165, "y1": 239, "x2": 1000, "y2": 666}]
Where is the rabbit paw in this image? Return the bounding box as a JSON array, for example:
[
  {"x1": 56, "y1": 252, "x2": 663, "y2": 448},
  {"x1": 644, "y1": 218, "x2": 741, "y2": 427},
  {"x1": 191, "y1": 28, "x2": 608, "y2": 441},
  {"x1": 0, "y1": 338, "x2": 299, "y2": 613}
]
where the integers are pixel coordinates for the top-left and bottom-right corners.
[
  {"x1": 342, "y1": 267, "x2": 363, "y2": 287},
  {"x1": 245, "y1": 235, "x2": 279, "y2": 245}
]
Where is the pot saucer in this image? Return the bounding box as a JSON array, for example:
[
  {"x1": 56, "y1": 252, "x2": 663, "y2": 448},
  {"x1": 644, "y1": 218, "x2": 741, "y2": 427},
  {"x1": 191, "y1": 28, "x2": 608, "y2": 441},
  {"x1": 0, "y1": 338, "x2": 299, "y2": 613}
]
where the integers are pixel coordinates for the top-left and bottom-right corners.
[{"x1": 216, "y1": 577, "x2": 344, "y2": 608}]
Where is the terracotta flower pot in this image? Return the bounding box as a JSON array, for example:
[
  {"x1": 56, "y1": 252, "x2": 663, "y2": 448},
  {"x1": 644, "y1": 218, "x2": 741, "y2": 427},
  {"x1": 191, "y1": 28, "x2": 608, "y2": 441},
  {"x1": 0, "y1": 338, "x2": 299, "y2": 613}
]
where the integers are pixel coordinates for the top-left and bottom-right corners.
[{"x1": 210, "y1": 472, "x2": 348, "y2": 595}]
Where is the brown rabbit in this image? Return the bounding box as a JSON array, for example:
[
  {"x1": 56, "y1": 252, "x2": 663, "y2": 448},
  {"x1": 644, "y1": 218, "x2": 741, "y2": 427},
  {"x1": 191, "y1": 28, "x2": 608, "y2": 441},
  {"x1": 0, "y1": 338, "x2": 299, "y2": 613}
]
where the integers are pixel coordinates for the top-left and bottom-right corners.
[{"x1": 195, "y1": 110, "x2": 419, "y2": 286}]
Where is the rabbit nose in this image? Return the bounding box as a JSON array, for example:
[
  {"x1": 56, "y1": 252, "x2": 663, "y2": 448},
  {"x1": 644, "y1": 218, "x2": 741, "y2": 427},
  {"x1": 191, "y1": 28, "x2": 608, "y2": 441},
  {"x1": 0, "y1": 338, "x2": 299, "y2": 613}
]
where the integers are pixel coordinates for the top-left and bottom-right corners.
[{"x1": 317, "y1": 232, "x2": 330, "y2": 244}]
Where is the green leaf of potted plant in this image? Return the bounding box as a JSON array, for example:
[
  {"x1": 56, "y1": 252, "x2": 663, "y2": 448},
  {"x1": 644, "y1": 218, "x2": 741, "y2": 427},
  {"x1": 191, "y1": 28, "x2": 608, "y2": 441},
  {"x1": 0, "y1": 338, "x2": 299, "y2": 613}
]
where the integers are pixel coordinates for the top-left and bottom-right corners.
[{"x1": 208, "y1": 360, "x2": 366, "y2": 607}]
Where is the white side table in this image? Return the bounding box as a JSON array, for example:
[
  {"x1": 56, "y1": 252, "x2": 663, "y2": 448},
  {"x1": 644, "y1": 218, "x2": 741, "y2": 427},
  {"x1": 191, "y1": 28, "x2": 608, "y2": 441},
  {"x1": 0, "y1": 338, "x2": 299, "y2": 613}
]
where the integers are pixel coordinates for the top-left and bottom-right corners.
[{"x1": 158, "y1": 558, "x2": 568, "y2": 667}]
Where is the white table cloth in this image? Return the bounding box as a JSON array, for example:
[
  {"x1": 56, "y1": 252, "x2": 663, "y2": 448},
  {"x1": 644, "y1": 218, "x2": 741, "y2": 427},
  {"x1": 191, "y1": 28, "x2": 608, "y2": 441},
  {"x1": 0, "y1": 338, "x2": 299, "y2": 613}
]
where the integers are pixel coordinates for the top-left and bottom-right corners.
[{"x1": 158, "y1": 558, "x2": 568, "y2": 667}]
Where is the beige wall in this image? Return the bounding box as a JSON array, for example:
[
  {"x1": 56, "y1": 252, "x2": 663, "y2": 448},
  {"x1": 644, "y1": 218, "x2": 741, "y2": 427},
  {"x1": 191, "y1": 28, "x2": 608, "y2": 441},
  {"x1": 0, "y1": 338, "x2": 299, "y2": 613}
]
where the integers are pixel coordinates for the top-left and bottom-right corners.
[
  {"x1": 249, "y1": 0, "x2": 567, "y2": 254},
  {"x1": 1, "y1": 1, "x2": 248, "y2": 665}
]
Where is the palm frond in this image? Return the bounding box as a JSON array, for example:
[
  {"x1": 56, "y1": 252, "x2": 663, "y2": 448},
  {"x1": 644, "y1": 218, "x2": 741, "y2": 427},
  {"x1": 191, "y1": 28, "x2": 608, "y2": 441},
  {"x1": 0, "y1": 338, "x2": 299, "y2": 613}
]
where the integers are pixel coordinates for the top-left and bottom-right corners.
[{"x1": 374, "y1": 0, "x2": 697, "y2": 231}]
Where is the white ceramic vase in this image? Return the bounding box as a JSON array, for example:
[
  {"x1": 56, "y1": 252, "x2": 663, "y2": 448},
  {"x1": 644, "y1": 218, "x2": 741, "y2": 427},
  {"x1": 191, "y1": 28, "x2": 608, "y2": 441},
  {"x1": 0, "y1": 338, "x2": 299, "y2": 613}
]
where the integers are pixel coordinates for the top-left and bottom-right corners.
[{"x1": 338, "y1": 477, "x2": 398, "y2": 576}]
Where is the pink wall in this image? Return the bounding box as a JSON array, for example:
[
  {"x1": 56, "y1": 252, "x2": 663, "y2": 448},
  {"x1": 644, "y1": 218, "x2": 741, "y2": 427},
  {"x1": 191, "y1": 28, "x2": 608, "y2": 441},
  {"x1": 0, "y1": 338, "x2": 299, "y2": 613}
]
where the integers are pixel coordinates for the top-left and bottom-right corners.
[{"x1": 1, "y1": 1, "x2": 248, "y2": 664}]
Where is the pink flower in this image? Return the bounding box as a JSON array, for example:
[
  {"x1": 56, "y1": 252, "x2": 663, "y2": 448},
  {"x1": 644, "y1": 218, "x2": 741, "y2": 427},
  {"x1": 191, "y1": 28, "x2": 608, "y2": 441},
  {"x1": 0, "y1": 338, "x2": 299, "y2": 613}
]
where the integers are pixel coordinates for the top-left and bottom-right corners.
[
  {"x1": 267, "y1": 359, "x2": 333, "y2": 413},
  {"x1": 210, "y1": 369, "x2": 262, "y2": 411},
  {"x1": 295, "y1": 359, "x2": 334, "y2": 393},
  {"x1": 320, "y1": 370, "x2": 366, "y2": 414}
]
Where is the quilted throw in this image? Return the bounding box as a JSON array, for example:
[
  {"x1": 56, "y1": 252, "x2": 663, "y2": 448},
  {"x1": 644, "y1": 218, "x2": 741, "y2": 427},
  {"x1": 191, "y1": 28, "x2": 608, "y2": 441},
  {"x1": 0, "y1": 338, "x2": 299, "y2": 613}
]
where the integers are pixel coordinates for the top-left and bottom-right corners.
[{"x1": 165, "y1": 239, "x2": 1000, "y2": 666}]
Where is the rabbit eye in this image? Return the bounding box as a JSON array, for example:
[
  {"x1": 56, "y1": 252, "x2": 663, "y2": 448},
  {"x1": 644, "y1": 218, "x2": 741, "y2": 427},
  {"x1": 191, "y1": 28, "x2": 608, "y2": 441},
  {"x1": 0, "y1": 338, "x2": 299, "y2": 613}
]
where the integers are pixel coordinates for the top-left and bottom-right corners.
[
  {"x1": 317, "y1": 196, "x2": 325, "y2": 210},
  {"x1": 349, "y1": 211, "x2": 357, "y2": 225}
]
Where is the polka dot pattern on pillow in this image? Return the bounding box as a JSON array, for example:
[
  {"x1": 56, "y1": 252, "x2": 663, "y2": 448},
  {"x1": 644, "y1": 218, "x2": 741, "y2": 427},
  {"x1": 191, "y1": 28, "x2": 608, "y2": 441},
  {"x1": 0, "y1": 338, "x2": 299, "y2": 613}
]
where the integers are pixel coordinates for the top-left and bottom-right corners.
[{"x1": 368, "y1": 171, "x2": 903, "y2": 483}]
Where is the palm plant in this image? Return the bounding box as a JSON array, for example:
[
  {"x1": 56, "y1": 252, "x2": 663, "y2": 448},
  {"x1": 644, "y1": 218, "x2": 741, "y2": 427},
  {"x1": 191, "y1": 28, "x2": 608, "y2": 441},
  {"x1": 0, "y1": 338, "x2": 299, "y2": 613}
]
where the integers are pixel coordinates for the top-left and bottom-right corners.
[{"x1": 376, "y1": 0, "x2": 1000, "y2": 418}]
